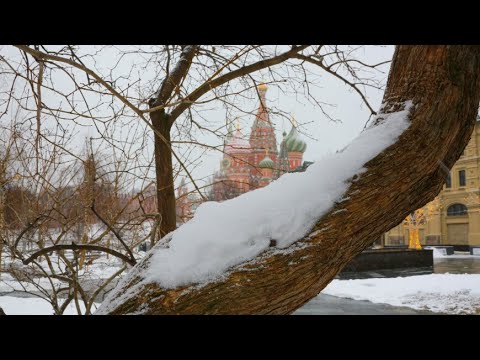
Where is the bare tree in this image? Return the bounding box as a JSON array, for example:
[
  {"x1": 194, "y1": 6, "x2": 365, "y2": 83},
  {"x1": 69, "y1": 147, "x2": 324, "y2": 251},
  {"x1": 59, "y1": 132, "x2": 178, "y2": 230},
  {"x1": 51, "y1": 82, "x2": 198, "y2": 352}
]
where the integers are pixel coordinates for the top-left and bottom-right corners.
[
  {"x1": 6, "y1": 45, "x2": 385, "y2": 239},
  {"x1": 0, "y1": 45, "x2": 392, "y2": 314},
  {"x1": 0, "y1": 109, "x2": 155, "y2": 314},
  {"x1": 96, "y1": 45, "x2": 480, "y2": 314}
]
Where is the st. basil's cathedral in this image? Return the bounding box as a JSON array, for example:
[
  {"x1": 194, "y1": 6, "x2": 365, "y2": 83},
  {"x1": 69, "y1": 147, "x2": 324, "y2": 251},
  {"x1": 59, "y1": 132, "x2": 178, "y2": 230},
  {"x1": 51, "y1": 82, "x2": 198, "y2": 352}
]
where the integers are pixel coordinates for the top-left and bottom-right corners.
[{"x1": 210, "y1": 83, "x2": 308, "y2": 201}]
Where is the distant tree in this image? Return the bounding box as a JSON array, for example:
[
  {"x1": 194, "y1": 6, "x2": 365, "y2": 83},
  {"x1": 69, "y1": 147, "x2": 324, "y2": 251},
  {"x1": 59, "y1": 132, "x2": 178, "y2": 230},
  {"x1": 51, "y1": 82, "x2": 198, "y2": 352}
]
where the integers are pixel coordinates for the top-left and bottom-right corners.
[{"x1": 0, "y1": 121, "x2": 147, "y2": 314}]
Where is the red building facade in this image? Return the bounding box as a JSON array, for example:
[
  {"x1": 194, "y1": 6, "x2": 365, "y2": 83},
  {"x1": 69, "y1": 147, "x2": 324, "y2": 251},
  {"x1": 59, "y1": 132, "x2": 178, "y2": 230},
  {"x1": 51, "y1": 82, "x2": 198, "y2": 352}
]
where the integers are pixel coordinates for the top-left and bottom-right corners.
[{"x1": 211, "y1": 84, "x2": 307, "y2": 201}]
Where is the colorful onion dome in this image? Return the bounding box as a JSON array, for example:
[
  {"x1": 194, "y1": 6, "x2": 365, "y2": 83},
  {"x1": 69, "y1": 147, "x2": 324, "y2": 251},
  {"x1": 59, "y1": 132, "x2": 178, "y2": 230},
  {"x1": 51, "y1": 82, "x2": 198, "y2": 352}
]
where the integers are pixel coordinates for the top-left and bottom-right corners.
[
  {"x1": 258, "y1": 153, "x2": 275, "y2": 169},
  {"x1": 285, "y1": 117, "x2": 307, "y2": 153}
]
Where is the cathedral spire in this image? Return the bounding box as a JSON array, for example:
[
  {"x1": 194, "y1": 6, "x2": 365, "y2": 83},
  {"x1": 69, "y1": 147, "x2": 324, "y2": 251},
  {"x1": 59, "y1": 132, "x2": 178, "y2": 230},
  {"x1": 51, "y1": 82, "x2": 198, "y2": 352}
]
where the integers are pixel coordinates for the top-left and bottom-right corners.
[
  {"x1": 178, "y1": 177, "x2": 187, "y2": 198},
  {"x1": 249, "y1": 83, "x2": 278, "y2": 169},
  {"x1": 258, "y1": 83, "x2": 268, "y2": 103},
  {"x1": 291, "y1": 114, "x2": 297, "y2": 127},
  {"x1": 252, "y1": 83, "x2": 272, "y2": 129},
  {"x1": 223, "y1": 119, "x2": 235, "y2": 156},
  {"x1": 226, "y1": 121, "x2": 235, "y2": 142}
]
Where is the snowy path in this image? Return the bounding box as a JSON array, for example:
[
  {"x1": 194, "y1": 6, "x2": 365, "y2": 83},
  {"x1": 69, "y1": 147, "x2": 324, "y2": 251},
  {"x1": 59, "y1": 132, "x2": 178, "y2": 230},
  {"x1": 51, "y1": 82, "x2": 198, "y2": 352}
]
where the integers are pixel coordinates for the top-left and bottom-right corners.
[{"x1": 321, "y1": 274, "x2": 480, "y2": 315}]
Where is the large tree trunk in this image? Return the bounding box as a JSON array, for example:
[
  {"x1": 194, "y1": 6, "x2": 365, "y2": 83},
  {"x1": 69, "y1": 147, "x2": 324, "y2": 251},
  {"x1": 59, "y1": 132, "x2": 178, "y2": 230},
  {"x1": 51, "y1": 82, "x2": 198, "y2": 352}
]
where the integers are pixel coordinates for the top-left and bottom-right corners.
[
  {"x1": 148, "y1": 46, "x2": 197, "y2": 239},
  {"x1": 151, "y1": 110, "x2": 177, "y2": 239},
  {"x1": 101, "y1": 45, "x2": 480, "y2": 314}
]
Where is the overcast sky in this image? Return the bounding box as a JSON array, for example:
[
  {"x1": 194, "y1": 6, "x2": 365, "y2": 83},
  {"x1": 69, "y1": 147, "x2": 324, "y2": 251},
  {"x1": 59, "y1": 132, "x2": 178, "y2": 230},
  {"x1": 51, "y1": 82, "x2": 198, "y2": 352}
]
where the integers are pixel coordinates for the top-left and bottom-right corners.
[
  {"x1": 194, "y1": 45, "x2": 395, "y2": 187},
  {"x1": 1, "y1": 45, "x2": 395, "y2": 193}
]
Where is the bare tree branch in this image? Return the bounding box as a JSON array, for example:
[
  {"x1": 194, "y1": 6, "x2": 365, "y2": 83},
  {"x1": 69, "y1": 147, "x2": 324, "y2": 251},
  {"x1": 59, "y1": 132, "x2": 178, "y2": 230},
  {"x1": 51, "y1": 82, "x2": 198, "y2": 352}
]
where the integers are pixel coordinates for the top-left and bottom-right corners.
[{"x1": 23, "y1": 244, "x2": 136, "y2": 266}]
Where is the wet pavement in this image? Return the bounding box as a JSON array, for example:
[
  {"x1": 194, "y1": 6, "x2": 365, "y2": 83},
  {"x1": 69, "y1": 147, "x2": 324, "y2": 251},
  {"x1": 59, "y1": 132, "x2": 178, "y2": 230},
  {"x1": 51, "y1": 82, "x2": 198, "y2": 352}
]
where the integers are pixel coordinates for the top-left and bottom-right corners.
[
  {"x1": 337, "y1": 266, "x2": 433, "y2": 280},
  {"x1": 297, "y1": 255, "x2": 480, "y2": 315},
  {"x1": 434, "y1": 256, "x2": 480, "y2": 274},
  {"x1": 294, "y1": 294, "x2": 436, "y2": 315}
]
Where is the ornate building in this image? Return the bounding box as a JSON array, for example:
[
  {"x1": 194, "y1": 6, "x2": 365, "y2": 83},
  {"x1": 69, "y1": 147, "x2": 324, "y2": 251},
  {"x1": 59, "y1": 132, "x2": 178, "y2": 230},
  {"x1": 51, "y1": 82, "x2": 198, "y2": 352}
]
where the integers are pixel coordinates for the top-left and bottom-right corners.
[
  {"x1": 384, "y1": 116, "x2": 480, "y2": 249},
  {"x1": 210, "y1": 84, "x2": 307, "y2": 201}
]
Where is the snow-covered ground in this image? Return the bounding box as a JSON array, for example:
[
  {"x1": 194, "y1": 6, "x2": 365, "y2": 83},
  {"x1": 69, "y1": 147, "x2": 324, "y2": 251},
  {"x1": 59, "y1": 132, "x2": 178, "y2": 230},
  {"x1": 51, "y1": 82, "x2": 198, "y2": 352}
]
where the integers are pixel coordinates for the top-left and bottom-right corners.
[
  {"x1": 0, "y1": 255, "x2": 129, "y2": 295},
  {"x1": 3, "y1": 273, "x2": 479, "y2": 315},
  {"x1": 0, "y1": 296, "x2": 99, "y2": 315},
  {"x1": 322, "y1": 273, "x2": 480, "y2": 314},
  {"x1": 3, "y1": 255, "x2": 480, "y2": 314},
  {"x1": 0, "y1": 253, "x2": 132, "y2": 314},
  {"x1": 0, "y1": 272, "x2": 56, "y2": 293}
]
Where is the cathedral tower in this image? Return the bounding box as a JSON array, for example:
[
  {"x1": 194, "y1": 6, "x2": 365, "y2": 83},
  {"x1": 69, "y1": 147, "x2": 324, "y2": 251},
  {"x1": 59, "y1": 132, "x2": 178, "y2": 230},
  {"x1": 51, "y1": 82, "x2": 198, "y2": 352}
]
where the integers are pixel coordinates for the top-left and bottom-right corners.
[{"x1": 249, "y1": 84, "x2": 278, "y2": 176}]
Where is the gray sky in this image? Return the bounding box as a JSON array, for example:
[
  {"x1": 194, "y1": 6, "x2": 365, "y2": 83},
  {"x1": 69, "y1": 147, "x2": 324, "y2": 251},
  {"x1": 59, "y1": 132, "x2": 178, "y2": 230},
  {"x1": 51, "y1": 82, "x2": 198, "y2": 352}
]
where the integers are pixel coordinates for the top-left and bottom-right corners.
[
  {"x1": 0, "y1": 45, "x2": 395, "y2": 193},
  {"x1": 195, "y1": 45, "x2": 394, "y2": 187}
]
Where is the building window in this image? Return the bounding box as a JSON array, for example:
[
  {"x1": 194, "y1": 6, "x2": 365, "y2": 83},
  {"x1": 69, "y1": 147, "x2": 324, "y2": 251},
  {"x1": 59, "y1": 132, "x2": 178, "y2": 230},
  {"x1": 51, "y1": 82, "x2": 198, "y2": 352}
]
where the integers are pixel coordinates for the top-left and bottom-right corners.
[
  {"x1": 447, "y1": 203, "x2": 468, "y2": 216},
  {"x1": 459, "y1": 170, "x2": 466, "y2": 187},
  {"x1": 445, "y1": 173, "x2": 452, "y2": 188}
]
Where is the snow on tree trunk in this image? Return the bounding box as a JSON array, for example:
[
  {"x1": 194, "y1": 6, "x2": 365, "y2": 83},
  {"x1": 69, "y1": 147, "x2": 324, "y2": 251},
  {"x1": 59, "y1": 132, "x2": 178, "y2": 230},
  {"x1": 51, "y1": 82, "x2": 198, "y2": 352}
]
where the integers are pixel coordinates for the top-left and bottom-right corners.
[{"x1": 98, "y1": 45, "x2": 480, "y2": 315}]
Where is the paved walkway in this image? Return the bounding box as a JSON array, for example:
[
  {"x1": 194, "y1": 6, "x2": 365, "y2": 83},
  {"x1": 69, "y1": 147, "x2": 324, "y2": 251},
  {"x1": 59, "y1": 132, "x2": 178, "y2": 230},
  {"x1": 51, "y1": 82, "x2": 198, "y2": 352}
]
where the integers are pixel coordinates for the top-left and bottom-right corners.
[{"x1": 294, "y1": 294, "x2": 437, "y2": 315}]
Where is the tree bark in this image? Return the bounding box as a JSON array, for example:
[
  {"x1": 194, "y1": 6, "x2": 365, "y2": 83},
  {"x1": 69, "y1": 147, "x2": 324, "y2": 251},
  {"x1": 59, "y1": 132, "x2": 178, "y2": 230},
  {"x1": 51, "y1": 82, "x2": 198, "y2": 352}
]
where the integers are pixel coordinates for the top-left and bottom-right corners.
[
  {"x1": 151, "y1": 110, "x2": 176, "y2": 238},
  {"x1": 102, "y1": 45, "x2": 480, "y2": 314}
]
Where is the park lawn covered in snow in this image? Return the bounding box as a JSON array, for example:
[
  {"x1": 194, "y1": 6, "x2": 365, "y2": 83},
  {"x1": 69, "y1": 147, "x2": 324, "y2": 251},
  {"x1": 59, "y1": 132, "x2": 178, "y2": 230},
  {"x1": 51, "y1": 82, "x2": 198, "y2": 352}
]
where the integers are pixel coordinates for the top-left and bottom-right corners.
[
  {"x1": 0, "y1": 296, "x2": 100, "y2": 315},
  {"x1": 0, "y1": 256, "x2": 128, "y2": 294},
  {"x1": 322, "y1": 274, "x2": 480, "y2": 314},
  {"x1": 99, "y1": 101, "x2": 414, "y2": 308}
]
